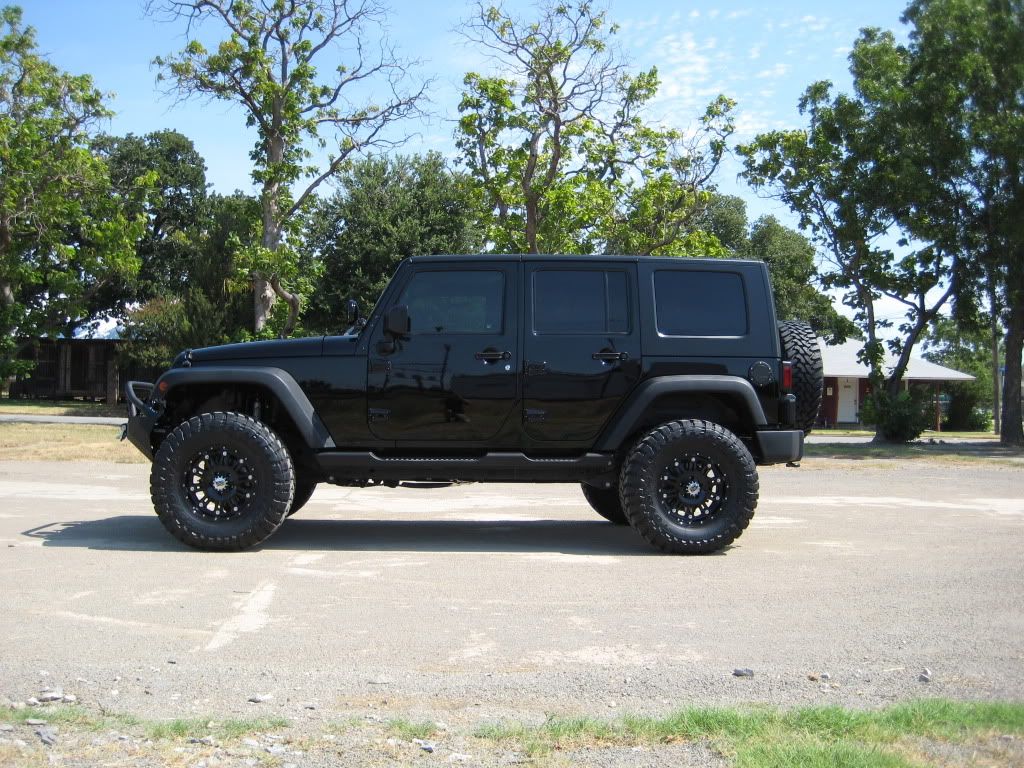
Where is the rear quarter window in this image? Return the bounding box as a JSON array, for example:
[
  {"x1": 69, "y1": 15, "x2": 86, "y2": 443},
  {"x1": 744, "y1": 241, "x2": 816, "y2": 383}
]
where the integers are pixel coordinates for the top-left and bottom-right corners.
[{"x1": 654, "y1": 270, "x2": 748, "y2": 336}]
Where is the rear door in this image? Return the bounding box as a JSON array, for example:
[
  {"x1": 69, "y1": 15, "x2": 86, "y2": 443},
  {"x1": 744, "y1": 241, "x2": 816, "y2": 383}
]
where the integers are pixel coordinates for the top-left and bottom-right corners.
[{"x1": 522, "y1": 262, "x2": 641, "y2": 442}]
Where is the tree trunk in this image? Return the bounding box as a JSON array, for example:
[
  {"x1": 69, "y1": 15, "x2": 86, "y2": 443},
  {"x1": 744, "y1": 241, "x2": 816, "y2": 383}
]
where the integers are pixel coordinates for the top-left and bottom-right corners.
[
  {"x1": 1001, "y1": 298, "x2": 1023, "y2": 445},
  {"x1": 253, "y1": 276, "x2": 276, "y2": 334},
  {"x1": 525, "y1": 195, "x2": 539, "y2": 254},
  {"x1": 254, "y1": 178, "x2": 281, "y2": 334},
  {"x1": 991, "y1": 307, "x2": 1002, "y2": 435},
  {"x1": 269, "y1": 276, "x2": 300, "y2": 339}
]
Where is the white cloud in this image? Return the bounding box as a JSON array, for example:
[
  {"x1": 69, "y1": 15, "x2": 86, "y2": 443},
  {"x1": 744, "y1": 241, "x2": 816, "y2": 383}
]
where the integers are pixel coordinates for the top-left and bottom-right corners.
[
  {"x1": 755, "y1": 63, "x2": 789, "y2": 79},
  {"x1": 833, "y1": 46, "x2": 851, "y2": 58},
  {"x1": 689, "y1": 9, "x2": 700, "y2": 19},
  {"x1": 727, "y1": 10, "x2": 752, "y2": 20},
  {"x1": 749, "y1": 44, "x2": 762, "y2": 60},
  {"x1": 799, "y1": 15, "x2": 830, "y2": 33}
]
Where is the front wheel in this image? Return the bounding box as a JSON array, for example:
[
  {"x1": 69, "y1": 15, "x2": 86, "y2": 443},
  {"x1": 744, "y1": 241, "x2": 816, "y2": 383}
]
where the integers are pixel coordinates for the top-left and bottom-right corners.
[
  {"x1": 150, "y1": 412, "x2": 295, "y2": 550},
  {"x1": 620, "y1": 419, "x2": 758, "y2": 554}
]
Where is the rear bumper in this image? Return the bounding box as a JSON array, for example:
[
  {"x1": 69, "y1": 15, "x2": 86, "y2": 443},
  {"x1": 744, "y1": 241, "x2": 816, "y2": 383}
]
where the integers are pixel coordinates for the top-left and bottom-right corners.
[
  {"x1": 754, "y1": 429, "x2": 803, "y2": 465},
  {"x1": 124, "y1": 381, "x2": 158, "y2": 460}
]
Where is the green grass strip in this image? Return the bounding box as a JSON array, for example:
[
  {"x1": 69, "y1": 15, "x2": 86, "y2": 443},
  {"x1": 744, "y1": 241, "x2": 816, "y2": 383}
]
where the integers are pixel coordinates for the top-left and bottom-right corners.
[
  {"x1": 473, "y1": 699, "x2": 1024, "y2": 765},
  {"x1": 6, "y1": 706, "x2": 288, "y2": 741}
]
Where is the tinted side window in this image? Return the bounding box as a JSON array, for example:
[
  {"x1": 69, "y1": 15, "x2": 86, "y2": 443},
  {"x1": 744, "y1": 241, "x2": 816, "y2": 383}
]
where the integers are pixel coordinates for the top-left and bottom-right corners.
[
  {"x1": 399, "y1": 270, "x2": 504, "y2": 334},
  {"x1": 534, "y1": 270, "x2": 630, "y2": 334},
  {"x1": 654, "y1": 271, "x2": 747, "y2": 336}
]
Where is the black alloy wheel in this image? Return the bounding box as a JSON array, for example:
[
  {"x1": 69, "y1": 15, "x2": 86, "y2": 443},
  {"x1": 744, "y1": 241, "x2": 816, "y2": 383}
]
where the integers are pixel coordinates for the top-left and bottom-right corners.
[
  {"x1": 183, "y1": 445, "x2": 259, "y2": 522},
  {"x1": 656, "y1": 451, "x2": 728, "y2": 526}
]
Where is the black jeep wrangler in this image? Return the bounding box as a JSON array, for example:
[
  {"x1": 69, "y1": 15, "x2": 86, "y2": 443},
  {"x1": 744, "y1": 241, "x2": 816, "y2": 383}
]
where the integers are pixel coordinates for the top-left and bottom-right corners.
[{"x1": 125, "y1": 255, "x2": 822, "y2": 554}]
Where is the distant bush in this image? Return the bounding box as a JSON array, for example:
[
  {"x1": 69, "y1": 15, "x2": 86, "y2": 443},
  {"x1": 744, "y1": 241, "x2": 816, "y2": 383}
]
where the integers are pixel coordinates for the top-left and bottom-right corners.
[{"x1": 861, "y1": 389, "x2": 932, "y2": 443}]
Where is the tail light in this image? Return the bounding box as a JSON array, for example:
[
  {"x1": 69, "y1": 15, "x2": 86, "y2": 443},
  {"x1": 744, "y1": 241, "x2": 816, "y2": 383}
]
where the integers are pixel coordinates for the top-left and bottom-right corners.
[{"x1": 781, "y1": 361, "x2": 793, "y2": 392}]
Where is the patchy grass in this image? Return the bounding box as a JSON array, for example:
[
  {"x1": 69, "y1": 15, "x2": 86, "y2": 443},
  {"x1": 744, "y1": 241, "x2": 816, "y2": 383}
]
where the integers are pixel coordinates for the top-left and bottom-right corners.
[
  {"x1": 146, "y1": 716, "x2": 289, "y2": 741},
  {"x1": 473, "y1": 699, "x2": 1024, "y2": 765},
  {"x1": 6, "y1": 706, "x2": 287, "y2": 742},
  {"x1": 6, "y1": 705, "x2": 109, "y2": 729},
  {"x1": 386, "y1": 717, "x2": 440, "y2": 741},
  {"x1": 0, "y1": 423, "x2": 145, "y2": 463},
  {"x1": 0, "y1": 397, "x2": 124, "y2": 418},
  {"x1": 803, "y1": 440, "x2": 1024, "y2": 467}
]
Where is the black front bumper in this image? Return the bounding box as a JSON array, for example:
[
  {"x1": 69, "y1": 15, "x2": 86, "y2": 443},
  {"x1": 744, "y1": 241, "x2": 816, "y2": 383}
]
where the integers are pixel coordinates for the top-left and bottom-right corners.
[{"x1": 124, "y1": 381, "x2": 159, "y2": 460}]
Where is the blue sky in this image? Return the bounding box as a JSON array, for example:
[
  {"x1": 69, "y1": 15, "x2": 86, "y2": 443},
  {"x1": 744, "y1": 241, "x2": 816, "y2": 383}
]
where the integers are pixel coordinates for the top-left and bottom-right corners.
[{"x1": 17, "y1": 0, "x2": 910, "y2": 228}]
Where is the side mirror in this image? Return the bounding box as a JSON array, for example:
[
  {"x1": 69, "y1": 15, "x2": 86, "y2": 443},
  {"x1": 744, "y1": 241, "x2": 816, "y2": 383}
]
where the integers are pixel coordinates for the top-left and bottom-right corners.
[
  {"x1": 344, "y1": 298, "x2": 359, "y2": 327},
  {"x1": 384, "y1": 304, "x2": 410, "y2": 337}
]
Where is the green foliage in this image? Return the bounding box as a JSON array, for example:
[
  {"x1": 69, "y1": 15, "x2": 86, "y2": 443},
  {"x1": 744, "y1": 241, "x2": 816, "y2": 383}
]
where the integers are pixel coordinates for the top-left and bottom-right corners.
[
  {"x1": 744, "y1": 216, "x2": 857, "y2": 343},
  {"x1": 924, "y1": 317, "x2": 994, "y2": 431},
  {"x1": 0, "y1": 6, "x2": 146, "y2": 378},
  {"x1": 119, "y1": 290, "x2": 230, "y2": 370},
  {"x1": 303, "y1": 153, "x2": 485, "y2": 331},
  {"x1": 859, "y1": 389, "x2": 933, "y2": 443},
  {"x1": 91, "y1": 129, "x2": 209, "y2": 318},
  {"x1": 458, "y1": 1, "x2": 733, "y2": 256},
  {"x1": 119, "y1": 191, "x2": 262, "y2": 367}
]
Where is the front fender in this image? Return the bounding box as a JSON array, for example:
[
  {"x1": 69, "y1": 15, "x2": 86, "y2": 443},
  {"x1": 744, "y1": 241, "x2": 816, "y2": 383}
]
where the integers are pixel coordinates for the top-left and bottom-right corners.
[{"x1": 155, "y1": 366, "x2": 334, "y2": 450}]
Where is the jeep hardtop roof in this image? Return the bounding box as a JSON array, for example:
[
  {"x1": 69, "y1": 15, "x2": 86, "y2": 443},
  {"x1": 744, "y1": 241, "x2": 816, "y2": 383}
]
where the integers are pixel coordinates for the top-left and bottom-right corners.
[{"x1": 404, "y1": 253, "x2": 767, "y2": 267}]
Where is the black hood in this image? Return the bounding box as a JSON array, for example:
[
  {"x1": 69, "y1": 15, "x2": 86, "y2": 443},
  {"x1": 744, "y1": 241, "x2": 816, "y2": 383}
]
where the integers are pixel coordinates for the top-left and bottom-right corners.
[{"x1": 188, "y1": 336, "x2": 325, "y2": 364}]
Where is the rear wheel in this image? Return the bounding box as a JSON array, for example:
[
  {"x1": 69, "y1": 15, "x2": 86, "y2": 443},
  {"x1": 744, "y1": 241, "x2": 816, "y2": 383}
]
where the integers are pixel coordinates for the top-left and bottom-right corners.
[
  {"x1": 778, "y1": 320, "x2": 824, "y2": 434},
  {"x1": 580, "y1": 483, "x2": 628, "y2": 525},
  {"x1": 151, "y1": 412, "x2": 294, "y2": 550},
  {"x1": 620, "y1": 419, "x2": 758, "y2": 554}
]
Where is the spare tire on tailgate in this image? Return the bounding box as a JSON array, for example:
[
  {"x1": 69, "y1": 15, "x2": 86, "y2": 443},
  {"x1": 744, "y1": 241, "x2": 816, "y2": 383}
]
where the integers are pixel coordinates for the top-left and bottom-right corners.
[{"x1": 778, "y1": 321, "x2": 823, "y2": 434}]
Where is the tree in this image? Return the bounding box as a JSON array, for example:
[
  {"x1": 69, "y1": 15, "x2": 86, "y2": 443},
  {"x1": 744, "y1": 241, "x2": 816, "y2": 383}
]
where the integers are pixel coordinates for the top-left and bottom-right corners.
[
  {"x1": 0, "y1": 6, "x2": 144, "y2": 378},
  {"x1": 303, "y1": 152, "x2": 485, "y2": 331},
  {"x1": 739, "y1": 39, "x2": 958, "y2": 442},
  {"x1": 120, "y1": 191, "x2": 263, "y2": 368},
  {"x1": 93, "y1": 129, "x2": 209, "y2": 315},
  {"x1": 150, "y1": 0, "x2": 425, "y2": 336},
  {"x1": 896, "y1": 0, "x2": 1024, "y2": 444},
  {"x1": 457, "y1": 1, "x2": 733, "y2": 256},
  {"x1": 923, "y1": 317, "x2": 994, "y2": 431},
  {"x1": 698, "y1": 194, "x2": 749, "y2": 253},
  {"x1": 743, "y1": 216, "x2": 857, "y2": 342}
]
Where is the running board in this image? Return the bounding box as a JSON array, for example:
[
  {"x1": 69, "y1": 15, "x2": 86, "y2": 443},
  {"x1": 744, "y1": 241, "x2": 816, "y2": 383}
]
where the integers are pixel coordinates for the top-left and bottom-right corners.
[{"x1": 315, "y1": 451, "x2": 616, "y2": 484}]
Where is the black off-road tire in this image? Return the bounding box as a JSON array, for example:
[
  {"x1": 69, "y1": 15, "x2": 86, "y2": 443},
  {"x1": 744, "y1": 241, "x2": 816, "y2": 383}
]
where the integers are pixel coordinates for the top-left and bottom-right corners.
[
  {"x1": 778, "y1": 320, "x2": 824, "y2": 434},
  {"x1": 619, "y1": 419, "x2": 758, "y2": 554},
  {"x1": 580, "y1": 483, "x2": 628, "y2": 525},
  {"x1": 287, "y1": 476, "x2": 318, "y2": 517},
  {"x1": 151, "y1": 412, "x2": 295, "y2": 550}
]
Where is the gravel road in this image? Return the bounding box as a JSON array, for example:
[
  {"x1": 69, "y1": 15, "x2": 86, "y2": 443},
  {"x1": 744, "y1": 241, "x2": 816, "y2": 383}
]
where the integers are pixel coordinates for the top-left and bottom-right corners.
[{"x1": 1, "y1": 457, "x2": 1022, "y2": 765}]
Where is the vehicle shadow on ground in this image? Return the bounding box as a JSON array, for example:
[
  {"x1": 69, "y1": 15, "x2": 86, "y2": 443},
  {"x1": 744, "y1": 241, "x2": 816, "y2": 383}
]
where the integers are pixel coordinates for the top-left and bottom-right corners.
[{"x1": 22, "y1": 515, "x2": 693, "y2": 556}]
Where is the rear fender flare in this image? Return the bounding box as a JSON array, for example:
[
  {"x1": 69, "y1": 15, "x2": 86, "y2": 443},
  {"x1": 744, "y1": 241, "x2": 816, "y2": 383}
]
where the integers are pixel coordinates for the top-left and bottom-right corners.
[{"x1": 593, "y1": 375, "x2": 767, "y2": 451}]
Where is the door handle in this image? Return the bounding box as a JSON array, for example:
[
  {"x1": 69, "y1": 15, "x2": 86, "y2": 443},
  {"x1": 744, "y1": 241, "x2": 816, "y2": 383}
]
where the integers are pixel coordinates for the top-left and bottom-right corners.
[
  {"x1": 475, "y1": 349, "x2": 511, "y2": 362},
  {"x1": 592, "y1": 350, "x2": 628, "y2": 362}
]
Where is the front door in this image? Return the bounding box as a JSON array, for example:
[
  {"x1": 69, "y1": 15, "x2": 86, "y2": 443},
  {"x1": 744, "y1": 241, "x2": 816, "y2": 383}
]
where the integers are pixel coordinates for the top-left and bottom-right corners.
[
  {"x1": 522, "y1": 263, "x2": 641, "y2": 442},
  {"x1": 837, "y1": 376, "x2": 859, "y2": 423},
  {"x1": 366, "y1": 264, "x2": 519, "y2": 441}
]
